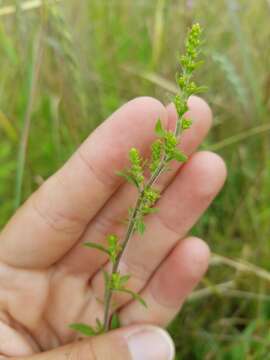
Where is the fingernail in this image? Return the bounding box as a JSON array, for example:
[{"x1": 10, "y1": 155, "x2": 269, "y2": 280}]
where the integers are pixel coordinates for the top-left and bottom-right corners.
[{"x1": 126, "y1": 326, "x2": 175, "y2": 360}]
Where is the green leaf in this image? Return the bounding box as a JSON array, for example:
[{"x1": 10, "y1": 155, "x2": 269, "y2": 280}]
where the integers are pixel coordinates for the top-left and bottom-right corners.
[
  {"x1": 155, "y1": 118, "x2": 165, "y2": 137},
  {"x1": 84, "y1": 242, "x2": 109, "y2": 255},
  {"x1": 193, "y1": 85, "x2": 208, "y2": 94},
  {"x1": 119, "y1": 274, "x2": 131, "y2": 286},
  {"x1": 132, "y1": 292, "x2": 148, "y2": 308},
  {"x1": 69, "y1": 323, "x2": 96, "y2": 337},
  {"x1": 136, "y1": 220, "x2": 146, "y2": 235},
  {"x1": 110, "y1": 313, "x2": 121, "y2": 330},
  {"x1": 146, "y1": 207, "x2": 159, "y2": 214},
  {"x1": 172, "y1": 149, "x2": 187, "y2": 162},
  {"x1": 116, "y1": 170, "x2": 140, "y2": 188},
  {"x1": 118, "y1": 288, "x2": 147, "y2": 308},
  {"x1": 95, "y1": 318, "x2": 104, "y2": 333},
  {"x1": 142, "y1": 207, "x2": 159, "y2": 215},
  {"x1": 107, "y1": 234, "x2": 118, "y2": 247},
  {"x1": 193, "y1": 60, "x2": 204, "y2": 69}
]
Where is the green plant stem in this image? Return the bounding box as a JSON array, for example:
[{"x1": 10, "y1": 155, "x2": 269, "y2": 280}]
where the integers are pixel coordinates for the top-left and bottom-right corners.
[
  {"x1": 103, "y1": 158, "x2": 167, "y2": 331},
  {"x1": 102, "y1": 22, "x2": 203, "y2": 332}
]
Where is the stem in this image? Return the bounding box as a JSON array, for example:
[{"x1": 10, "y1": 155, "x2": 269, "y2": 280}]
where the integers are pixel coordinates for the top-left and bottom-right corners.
[
  {"x1": 103, "y1": 159, "x2": 167, "y2": 331},
  {"x1": 102, "y1": 22, "x2": 203, "y2": 332},
  {"x1": 103, "y1": 121, "x2": 186, "y2": 330}
]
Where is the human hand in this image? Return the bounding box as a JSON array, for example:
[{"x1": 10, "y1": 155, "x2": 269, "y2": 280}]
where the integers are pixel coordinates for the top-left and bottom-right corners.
[{"x1": 0, "y1": 96, "x2": 226, "y2": 359}]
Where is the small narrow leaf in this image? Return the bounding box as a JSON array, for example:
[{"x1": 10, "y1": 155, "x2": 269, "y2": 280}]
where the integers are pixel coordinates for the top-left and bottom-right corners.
[
  {"x1": 69, "y1": 323, "x2": 96, "y2": 337},
  {"x1": 142, "y1": 207, "x2": 159, "y2": 215},
  {"x1": 117, "y1": 288, "x2": 147, "y2": 308},
  {"x1": 110, "y1": 313, "x2": 121, "y2": 330},
  {"x1": 193, "y1": 85, "x2": 208, "y2": 94},
  {"x1": 84, "y1": 242, "x2": 109, "y2": 255},
  {"x1": 146, "y1": 207, "x2": 159, "y2": 214},
  {"x1": 136, "y1": 220, "x2": 146, "y2": 235},
  {"x1": 172, "y1": 149, "x2": 187, "y2": 162},
  {"x1": 116, "y1": 171, "x2": 139, "y2": 188},
  {"x1": 155, "y1": 118, "x2": 165, "y2": 137},
  {"x1": 95, "y1": 318, "x2": 104, "y2": 333},
  {"x1": 119, "y1": 274, "x2": 131, "y2": 286},
  {"x1": 131, "y1": 292, "x2": 148, "y2": 308}
]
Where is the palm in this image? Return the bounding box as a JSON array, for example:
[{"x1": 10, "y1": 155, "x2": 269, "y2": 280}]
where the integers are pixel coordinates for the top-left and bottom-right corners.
[{"x1": 0, "y1": 97, "x2": 225, "y2": 357}]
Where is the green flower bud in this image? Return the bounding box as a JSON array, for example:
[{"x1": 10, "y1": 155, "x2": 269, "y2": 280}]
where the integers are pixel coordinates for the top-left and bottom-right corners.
[
  {"x1": 174, "y1": 23, "x2": 204, "y2": 137},
  {"x1": 128, "y1": 147, "x2": 144, "y2": 187},
  {"x1": 164, "y1": 132, "x2": 178, "y2": 158},
  {"x1": 182, "y1": 118, "x2": 192, "y2": 130},
  {"x1": 150, "y1": 139, "x2": 163, "y2": 173},
  {"x1": 174, "y1": 94, "x2": 188, "y2": 117}
]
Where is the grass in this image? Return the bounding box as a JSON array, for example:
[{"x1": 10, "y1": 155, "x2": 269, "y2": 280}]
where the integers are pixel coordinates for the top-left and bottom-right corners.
[{"x1": 0, "y1": 0, "x2": 270, "y2": 358}]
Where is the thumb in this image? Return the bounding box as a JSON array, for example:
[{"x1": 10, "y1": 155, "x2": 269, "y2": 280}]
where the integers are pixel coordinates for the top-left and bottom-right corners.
[{"x1": 22, "y1": 325, "x2": 175, "y2": 360}]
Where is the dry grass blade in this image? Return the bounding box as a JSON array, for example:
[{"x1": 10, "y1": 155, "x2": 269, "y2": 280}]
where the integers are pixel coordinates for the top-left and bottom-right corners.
[
  {"x1": 209, "y1": 123, "x2": 270, "y2": 151},
  {"x1": 0, "y1": 0, "x2": 63, "y2": 17},
  {"x1": 188, "y1": 281, "x2": 234, "y2": 301},
  {"x1": 218, "y1": 290, "x2": 270, "y2": 302},
  {"x1": 211, "y1": 253, "x2": 270, "y2": 282},
  {"x1": 152, "y1": 0, "x2": 166, "y2": 68},
  {"x1": 123, "y1": 65, "x2": 178, "y2": 93},
  {"x1": 189, "y1": 281, "x2": 270, "y2": 302}
]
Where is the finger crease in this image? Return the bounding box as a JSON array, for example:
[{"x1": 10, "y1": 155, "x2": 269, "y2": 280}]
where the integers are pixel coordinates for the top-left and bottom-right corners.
[
  {"x1": 77, "y1": 148, "x2": 117, "y2": 189},
  {"x1": 155, "y1": 211, "x2": 181, "y2": 239},
  {"x1": 31, "y1": 198, "x2": 83, "y2": 235}
]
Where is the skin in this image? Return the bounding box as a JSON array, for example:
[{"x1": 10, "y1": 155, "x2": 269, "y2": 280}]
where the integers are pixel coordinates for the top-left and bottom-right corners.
[{"x1": 0, "y1": 96, "x2": 226, "y2": 359}]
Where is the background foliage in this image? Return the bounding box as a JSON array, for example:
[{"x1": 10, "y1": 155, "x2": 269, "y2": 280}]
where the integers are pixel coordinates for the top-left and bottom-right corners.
[{"x1": 0, "y1": 0, "x2": 270, "y2": 358}]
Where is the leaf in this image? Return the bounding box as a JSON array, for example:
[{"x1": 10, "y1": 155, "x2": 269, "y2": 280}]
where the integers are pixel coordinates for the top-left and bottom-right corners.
[
  {"x1": 95, "y1": 318, "x2": 104, "y2": 333},
  {"x1": 118, "y1": 288, "x2": 148, "y2": 308},
  {"x1": 69, "y1": 323, "x2": 96, "y2": 337},
  {"x1": 142, "y1": 207, "x2": 159, "y2": 215},
  {"x1": 119, "y1": 274, "x2": 131, "y2": 286},
  {"x1": 107, "y1": 234, "x2": 118, "y2": 247},
  {"x1": 132, "y1": 292, "x2": 147, "y2": 308},
  {"x1": 136, "y1": 220, "x2": 146, "y2": 235},
  {"x1": 84, "y1": 242, "x2": 109, "y2": 255},
  {"x1": 194, "y1": 60, "x2": 205, "y2": 68},
  {"x1": 147, "y1": 207, "x2": 159, "y2": 214},
  {"x1": 155, "y1": 118, "x2": 165, "y2": 137},
  {"x1": 116, "y1": 170, "x2": 140, "y2": 188},
  {"x1": 193, "y1": 85, "x2": 208, "y2": 94},
  {"x1": 172, "y1": 149, "x2": 187, "y2": 162},
  {"x1": 110, "y1": 313, "x2": 121, "y2": 330}
]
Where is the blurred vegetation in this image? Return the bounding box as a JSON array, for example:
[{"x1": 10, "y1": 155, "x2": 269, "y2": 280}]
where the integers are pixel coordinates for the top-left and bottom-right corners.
[{"x1": 0, "y1": 0, "x2": 270, "y2": 358}]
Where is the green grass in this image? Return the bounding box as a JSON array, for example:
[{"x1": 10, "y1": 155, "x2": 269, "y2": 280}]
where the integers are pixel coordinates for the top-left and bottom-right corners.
[{"x1": 0, "y1": 0, "x2": 270, "y2": 358}]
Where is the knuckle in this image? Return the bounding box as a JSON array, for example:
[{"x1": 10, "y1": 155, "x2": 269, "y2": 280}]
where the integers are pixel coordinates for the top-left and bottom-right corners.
[
  {"x1": 31, "y1": 183, "x2": 83, "y2": 235},
  {"x1": 68, "y1": 340, "x2": 97, "y2": 360},
  {"x1": 92, "y1": 213, "x2": 118, "y2": 239},
  {"x1": 77, "y1": 148, "x2": 115, "y2": 188}
]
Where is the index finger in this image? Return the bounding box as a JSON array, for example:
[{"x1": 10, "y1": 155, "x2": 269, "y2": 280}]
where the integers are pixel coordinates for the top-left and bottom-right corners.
[{"x1": 0, "y1": 97, "x2": 168, "y2": 268}]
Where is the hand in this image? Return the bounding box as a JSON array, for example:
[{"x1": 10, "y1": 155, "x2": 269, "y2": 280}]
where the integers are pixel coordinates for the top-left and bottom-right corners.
[{"x1": 0, "y1": 96, "x2": 226, "y2": 359}]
